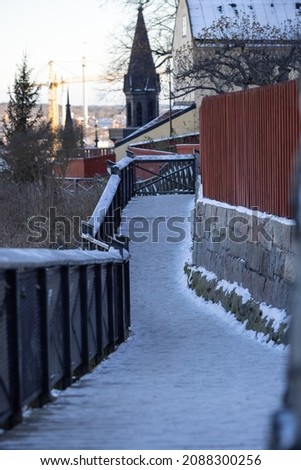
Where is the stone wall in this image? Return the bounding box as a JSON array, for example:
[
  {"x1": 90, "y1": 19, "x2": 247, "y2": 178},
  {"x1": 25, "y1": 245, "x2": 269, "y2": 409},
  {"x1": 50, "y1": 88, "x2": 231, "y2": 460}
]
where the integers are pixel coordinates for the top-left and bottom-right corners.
[{"x1": 187, "y1": 198, "x2": 297, "y2": 343}]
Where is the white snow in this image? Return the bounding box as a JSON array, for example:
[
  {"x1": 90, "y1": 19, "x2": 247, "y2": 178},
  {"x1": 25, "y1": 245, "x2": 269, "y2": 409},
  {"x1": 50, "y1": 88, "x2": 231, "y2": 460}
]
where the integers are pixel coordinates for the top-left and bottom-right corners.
[
  {"x1": 0, "y1": 195, "x2": 289, "y2": 450},
  {"x1": 190, "y1": 264, "x2": 218, "y2": 282},
  {"x1": 197, "y1": 178, "x2": 295, "y2": 225},
  {"x1": 188, "y1": 264, "x2": 288, "y2": 332},
  {"x1": 87, "y1": 174, "x2": 121, "y2": 236},
  {"x1": 260, "y1": 303, "x2": 289, "y2": 331},
  {"x1": 187, "y1": 1, "x2": 301, "y2": 37},
  {"x1": 217, "y1": 279, "x2": 252, "y2": 305}
]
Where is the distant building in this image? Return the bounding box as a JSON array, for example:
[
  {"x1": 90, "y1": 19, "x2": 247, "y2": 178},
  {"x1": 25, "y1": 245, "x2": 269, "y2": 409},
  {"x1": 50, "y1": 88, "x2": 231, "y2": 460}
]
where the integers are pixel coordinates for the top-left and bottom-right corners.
[
  {"x1": 173, "y1": 0, "x2": 301, "y2": 106},
  {"x1": 109, "y1": 5, "x2": 160, "y2": 144}
]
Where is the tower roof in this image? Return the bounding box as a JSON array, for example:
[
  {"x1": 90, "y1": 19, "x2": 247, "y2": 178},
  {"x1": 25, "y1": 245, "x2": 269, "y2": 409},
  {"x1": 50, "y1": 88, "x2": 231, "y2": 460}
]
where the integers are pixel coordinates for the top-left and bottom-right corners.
[
  {"x1": 124, "y1": 6, "x2": 160, "y2": 93},
  {"x1": 65, "y1": 89, "x2": 73, "y2": 130}
]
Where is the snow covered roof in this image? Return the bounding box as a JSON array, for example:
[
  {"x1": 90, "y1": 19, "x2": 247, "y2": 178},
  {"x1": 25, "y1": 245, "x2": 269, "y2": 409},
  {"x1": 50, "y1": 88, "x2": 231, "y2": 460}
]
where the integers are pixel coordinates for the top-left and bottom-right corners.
[{"x1": 186, "y1": 1, "x2": 301, "y2": 36}]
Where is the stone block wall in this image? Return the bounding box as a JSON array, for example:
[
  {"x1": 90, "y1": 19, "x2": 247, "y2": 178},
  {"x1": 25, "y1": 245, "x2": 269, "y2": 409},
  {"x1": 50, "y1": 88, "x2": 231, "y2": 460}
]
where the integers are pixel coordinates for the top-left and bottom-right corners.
[{"x1": 191, "y1": 200, "x2": 296, "y2": 312}]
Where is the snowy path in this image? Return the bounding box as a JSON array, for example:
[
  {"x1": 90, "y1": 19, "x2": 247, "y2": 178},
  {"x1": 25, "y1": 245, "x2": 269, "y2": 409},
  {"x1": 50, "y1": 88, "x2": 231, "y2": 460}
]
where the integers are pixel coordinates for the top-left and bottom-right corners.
[{"x1": 0, "y1": 195, "x2": 288, "y2": 450}]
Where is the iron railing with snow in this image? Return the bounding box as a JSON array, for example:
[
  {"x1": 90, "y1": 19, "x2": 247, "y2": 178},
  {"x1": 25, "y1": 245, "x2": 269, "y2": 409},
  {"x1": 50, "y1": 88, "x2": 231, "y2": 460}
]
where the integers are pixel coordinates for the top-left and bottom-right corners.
[
  {"x1": 0, "y1": 248, "x2": 131, "y2": 430},
  {"x1": 0, "y1": 157, "x2": 134, "y2": 430},
  {"x1": 0, "y1": 153, "x2": 196, "y2": 431},
  {"x1": 81, "y1": 154, "x2": 197, "y2": 251},
  {"x1": 81, "y1": 156, "x2": 134, "y2": 252}
]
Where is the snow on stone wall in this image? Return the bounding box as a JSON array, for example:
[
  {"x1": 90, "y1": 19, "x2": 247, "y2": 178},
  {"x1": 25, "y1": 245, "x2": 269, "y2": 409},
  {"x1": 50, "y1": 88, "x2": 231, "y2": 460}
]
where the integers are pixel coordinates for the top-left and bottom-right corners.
[{"x1": 191, "y1": 198, "x2": 296, "y2": 313}]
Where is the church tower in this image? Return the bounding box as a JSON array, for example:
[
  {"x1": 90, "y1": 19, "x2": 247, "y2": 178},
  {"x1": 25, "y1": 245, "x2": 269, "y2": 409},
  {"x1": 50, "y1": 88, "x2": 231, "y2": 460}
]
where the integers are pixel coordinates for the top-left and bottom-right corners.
[{"x1": 123, "y1": 5, "x2": 161, "y2": 129}]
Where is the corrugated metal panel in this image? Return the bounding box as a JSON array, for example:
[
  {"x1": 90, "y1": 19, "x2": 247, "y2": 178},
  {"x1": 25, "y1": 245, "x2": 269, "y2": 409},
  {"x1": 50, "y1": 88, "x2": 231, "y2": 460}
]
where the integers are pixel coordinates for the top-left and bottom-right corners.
[{"x1": 200, "y1": 80, "x2": 300, "y2": 218}]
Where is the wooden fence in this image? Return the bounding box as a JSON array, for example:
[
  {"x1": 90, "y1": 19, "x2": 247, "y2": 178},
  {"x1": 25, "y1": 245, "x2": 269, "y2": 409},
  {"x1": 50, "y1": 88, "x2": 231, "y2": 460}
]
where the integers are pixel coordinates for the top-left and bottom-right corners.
[{"x1": 200, "y1": 80, "x2": 301, "y2": 218}]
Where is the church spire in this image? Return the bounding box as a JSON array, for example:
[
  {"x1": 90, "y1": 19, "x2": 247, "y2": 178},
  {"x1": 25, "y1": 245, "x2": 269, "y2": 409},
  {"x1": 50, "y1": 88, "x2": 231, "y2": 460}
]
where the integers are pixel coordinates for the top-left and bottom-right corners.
[
  {"x1": 126, "y1": 6, "x2": 159, "y2": 92},
  {"x1": 64, "y1": 88, "x2": 73, "y2": 130},
  {"x1": 123, "y1": 5, "x2": 160, "y2": 128}
]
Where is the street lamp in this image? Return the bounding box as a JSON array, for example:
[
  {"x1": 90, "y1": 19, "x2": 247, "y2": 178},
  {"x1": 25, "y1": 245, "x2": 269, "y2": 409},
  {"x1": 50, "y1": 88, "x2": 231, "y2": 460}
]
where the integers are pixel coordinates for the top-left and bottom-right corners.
[
  {"x1": 166, "y1": 58, "x2": 173, "y2": 138},
  {"x1": 94, "y1": 121, "x2": 99, "y2": 148}
]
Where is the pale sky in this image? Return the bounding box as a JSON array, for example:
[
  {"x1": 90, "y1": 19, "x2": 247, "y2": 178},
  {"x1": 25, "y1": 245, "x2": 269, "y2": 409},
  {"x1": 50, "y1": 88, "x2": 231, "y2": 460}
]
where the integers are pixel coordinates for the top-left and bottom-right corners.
[{"x1": 1, "y1": 0, "x2": 129, "y2": 107}]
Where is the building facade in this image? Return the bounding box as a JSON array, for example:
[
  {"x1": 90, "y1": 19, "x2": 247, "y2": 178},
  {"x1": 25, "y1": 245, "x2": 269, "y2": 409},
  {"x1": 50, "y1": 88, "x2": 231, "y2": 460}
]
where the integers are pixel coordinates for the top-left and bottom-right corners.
[{"x1": 172, "y1": 0, "x2": 301, "y2": 108}]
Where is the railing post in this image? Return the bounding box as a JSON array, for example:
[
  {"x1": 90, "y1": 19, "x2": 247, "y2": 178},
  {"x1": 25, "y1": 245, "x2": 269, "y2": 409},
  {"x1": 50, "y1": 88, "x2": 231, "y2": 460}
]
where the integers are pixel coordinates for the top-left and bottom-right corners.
[
  {"x1": 132, "y1": 161, "x2": 136, "y2": 197},
  {"x1": 80, "y1": 266, "x2": 90, "y2": 375},
  {"x1": 6, "y1": 270, "x2": 23, "y2": 428},
  {"x1": 60, "y1": 266, "x2": 73, "y2": 389},
  {"x1": 127, "y1": 165, "x2": 131, "y2": 202},
  {"x1": 107, "y1": 263, "x2": 116, "y2": 352},
  {"x1": 116, "y1": 264, "x2": 126, "y2": 343},
  {"x1": 115, "y1": 183, "x2": 122, "y2": 235},
  {"x1": 95, "y1": 264, "x2": 104, "y2": 362},
  {"x1": 37, "y1": 267, "x2": 52, "y2": 406},
  {"x1": 124, "y1": 260, "x2": 131, "y2": 330}
]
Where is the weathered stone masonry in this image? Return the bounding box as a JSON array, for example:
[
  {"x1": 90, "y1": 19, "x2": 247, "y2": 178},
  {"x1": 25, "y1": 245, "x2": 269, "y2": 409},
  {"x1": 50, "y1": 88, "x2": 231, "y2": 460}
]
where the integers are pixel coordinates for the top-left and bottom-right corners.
[{"x1": 186, "y1": 198, "x2": 297, "y2": 344}]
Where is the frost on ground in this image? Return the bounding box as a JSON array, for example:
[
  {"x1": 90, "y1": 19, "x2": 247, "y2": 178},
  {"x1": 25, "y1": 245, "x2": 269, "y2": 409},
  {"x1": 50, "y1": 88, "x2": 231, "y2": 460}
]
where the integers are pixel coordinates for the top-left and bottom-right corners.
[{"x1": 0, "y1": 195, "x2": 289, "y2": 450}]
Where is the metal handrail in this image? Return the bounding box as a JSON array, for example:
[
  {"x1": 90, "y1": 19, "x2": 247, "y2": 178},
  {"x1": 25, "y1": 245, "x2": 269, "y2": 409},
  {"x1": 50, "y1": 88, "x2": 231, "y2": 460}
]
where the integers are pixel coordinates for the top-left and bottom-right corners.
[{"x1": 0, "y1": 247, "x2": 131, "y2": 430}]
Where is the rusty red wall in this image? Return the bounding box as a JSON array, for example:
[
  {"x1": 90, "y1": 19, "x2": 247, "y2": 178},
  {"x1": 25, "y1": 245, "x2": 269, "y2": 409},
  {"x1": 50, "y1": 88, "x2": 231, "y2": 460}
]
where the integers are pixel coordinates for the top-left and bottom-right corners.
[
  {"x1": 54, "y1": 153, "x2": 116, "y2": 178},
  {"x1": 175, "y1": 144, "x2": 200, "y2": 154},
  {"x1": 64, "y1": 159, "x2": 85, "y2": 178},
  {"x1": 200, "y1": 80, "x2": 300, "y2": 218},
  {"x1": 84, "y1": 153, "x2": 115, "y2": 177}
]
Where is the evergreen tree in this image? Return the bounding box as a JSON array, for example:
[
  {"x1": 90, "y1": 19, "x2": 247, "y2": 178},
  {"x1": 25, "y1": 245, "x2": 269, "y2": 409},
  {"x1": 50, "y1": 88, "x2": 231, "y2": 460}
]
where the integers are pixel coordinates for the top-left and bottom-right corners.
[{"x1": 2, "y1": 55, "x2": 54, "y2": 183}]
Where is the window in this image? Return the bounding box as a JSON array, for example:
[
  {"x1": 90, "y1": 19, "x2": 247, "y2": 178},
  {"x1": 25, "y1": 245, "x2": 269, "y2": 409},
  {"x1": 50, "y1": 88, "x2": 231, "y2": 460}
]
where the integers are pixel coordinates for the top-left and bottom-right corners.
[
  {"x1": 148, "y1": 101, "x2": 154, "y2": 122},
  {"x1": 127, "y1": 102, "x2": 132, "y2": 127},
  {"x1": 136, "y1": 102, "x2": 142, "y2": 127}
]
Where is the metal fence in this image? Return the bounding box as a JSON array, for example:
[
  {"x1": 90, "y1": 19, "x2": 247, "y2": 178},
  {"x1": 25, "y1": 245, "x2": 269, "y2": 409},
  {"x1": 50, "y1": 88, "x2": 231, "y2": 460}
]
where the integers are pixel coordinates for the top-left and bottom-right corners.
[
  {"x1": 134, "y1": 155, "x2": 196, "y2": 195},
  {"x1": 0, "y1": 153, "x2": 196, "y2": 431},
  {"x1": 0, "y1": 250, "x2": 130, "y2": 430},
  {"x1": 200, "y1": 80, "x2": 300, "y2": 219},
  {"x1": 81, "y1": 154, "x2": 197, "y2": 249}
]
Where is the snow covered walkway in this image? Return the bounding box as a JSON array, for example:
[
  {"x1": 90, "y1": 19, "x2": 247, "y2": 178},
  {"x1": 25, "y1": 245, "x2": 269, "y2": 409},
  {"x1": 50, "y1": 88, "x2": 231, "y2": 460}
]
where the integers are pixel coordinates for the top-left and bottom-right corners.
[{"x1": 0, "y1": 195, "x2": 288, "y2": 450}]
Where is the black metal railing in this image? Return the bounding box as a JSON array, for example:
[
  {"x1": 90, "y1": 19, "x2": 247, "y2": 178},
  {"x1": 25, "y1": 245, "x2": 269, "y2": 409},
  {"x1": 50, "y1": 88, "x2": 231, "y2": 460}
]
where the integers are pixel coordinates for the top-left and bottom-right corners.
[
  {"x1": 0, "y1": 152, "x2": 196, "y2": 431},
  {"x1": 81, "y1": 157, "x2": 134, "y2": 250},
  {"x1": 0, "y1": 249, "x2": 130, "y2": 430},
  {"x1": 81, "y1": 154, "x2": 196, "y2": 250},
  {"x1": 134, "y1": 155, "x2": 196, "y2": 195}
]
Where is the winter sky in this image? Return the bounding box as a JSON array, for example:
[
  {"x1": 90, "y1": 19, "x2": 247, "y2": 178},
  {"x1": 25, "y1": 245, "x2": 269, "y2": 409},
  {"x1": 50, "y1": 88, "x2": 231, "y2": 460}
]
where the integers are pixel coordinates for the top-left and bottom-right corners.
[{"x1": 1, "y1": 0, "x2": 127, "y2": 106}]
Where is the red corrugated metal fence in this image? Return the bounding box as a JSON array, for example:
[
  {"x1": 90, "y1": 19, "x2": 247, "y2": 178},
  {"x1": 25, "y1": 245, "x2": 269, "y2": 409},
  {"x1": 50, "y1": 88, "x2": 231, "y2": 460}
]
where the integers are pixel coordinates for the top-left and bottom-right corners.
[{"x1": 200, "y1": 80, "x2": 300, "y2": 218}]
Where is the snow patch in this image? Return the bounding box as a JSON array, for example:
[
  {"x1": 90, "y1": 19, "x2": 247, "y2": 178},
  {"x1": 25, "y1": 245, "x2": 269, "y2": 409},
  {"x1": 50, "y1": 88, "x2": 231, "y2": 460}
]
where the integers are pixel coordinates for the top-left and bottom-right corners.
[
  {"x1": 217, "y1": 279, "x2": 252, "y2": 305},
  {"x1": 260, "y1": 303, "x2": 289, "y2": 331},
  {"x1": 197, "y1": 180, "x2": 295, "y2": 225}
]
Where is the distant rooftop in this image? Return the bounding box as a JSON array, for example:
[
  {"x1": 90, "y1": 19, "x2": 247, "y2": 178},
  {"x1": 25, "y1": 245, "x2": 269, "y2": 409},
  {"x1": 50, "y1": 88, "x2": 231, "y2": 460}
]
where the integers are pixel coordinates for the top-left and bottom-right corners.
[
  {"x1": 187, "y1": 1, "x2": 301, "y2": 36},
  {"x1": 115, "y1": 103, "x2": 196, "y2": 148}
]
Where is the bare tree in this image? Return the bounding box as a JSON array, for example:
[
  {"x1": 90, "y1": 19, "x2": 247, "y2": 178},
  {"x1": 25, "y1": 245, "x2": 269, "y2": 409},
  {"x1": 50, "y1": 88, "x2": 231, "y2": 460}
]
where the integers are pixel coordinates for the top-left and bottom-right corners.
[
  {"x1": 174, "y1": 14, "x2": 301, "y2": 97},
  {"x1": 98, "y1": 0, "x2": 177, "y2": 76}
]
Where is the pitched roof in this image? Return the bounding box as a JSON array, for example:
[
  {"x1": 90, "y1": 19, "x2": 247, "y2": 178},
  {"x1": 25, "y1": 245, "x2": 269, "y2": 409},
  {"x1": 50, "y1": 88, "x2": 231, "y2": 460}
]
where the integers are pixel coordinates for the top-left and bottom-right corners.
[{"x1": 186, "y1": 1, "x2": 301, "y2": 37}]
